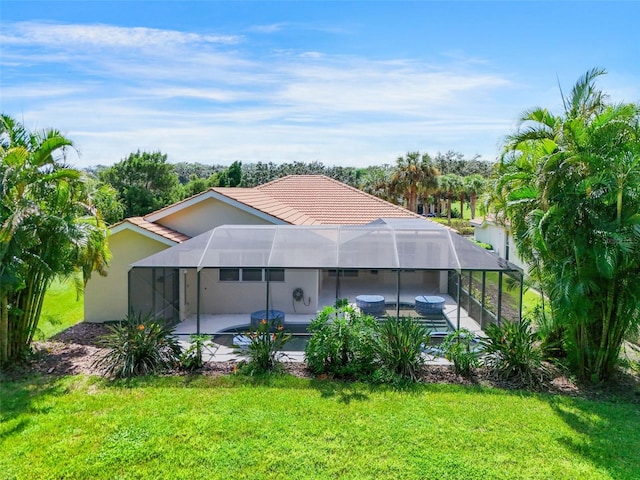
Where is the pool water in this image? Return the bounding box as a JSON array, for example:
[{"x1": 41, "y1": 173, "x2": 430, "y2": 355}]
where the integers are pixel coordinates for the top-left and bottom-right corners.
[
  {"x1": 214, "y1": 315, "x2": 454, "y2": 352},
  {"x1": 215, "y1": 323, "x2": 312, "y2": 352}
]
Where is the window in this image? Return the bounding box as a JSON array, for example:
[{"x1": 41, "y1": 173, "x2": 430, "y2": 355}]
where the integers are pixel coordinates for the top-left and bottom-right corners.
[
  {"x1": 328, "y1": 269, "x2": 359, "y2": 277},
  {"x1": 219, "y1": 268, "x2": 285, "y2": 282},
  {"x1": 242, "y1": 268, "x2": 263, "y2": 282},
  {"x1": 266, "y1": 268, "x2": 285, "y2": 282},
  {"x1": 219, "y1": 268, "x2": 240, "y2": 281}
]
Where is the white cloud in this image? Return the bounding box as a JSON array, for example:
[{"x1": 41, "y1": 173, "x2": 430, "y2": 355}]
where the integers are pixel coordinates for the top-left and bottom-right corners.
[
  {"x1": 248, "y1": 23, "x2": 286, "y2": 34},
  {"x1": 0, "y1": 21, "x2": 544, "y2": 168},
  {"x1": 1, "y1": 22, "x2": 242, "y2": 49}
]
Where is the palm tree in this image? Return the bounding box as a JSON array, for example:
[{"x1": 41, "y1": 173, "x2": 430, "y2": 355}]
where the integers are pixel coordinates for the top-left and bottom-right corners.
[
  {"x1": 390, "y1": 152, "x2": 439, "y2": 213},
  {"x1": 438, "y1": 173, "x2": 463, "y2": 225},
  {"x1": 359, "y1": 165, "x2": 396, "y2": 203},
  {"x1": 495, "y1": 69, "x2": 640, "y2": 382},
  {"x1": 0, "y1": 115, "x2": 110, "y2": 364},
  {"x1": 465, "y1": 174, "x2": 486, "y2": 219}
]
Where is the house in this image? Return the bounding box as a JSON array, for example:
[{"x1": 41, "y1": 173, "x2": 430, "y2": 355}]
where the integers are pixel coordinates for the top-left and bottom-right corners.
[
  {"x1": 85, "y1": 175, "x2": 423, "y2": 323},
  {"x1": 128, "y1": 218, "x2": 523, "y2": 339},
  {"x1": 470, "y1": 216, "x2": 528, "y2": 272}
]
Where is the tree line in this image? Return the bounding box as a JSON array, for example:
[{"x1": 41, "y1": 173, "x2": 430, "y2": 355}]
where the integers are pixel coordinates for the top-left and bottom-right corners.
[{"x1": 88, "y1": 151, "x2": 494, "y2": 223}]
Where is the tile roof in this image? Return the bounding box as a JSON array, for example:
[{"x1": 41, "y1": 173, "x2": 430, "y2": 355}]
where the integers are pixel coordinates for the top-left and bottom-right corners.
[
  {"x1": 136, "y1": 175, "x2": 421, "y2": 236},
  {"x1": 212, "y1": 188, "x2": 318, "y2": 225},
  {"x1": 124, "y1": 217, "x2": 191, "y2": 243},
  {"x1": 242, "y1": 175, "x2": 420, "y2": 225}
]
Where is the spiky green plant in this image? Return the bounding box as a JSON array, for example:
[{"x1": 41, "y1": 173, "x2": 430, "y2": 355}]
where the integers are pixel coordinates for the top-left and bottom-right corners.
[
  {"x1": 235, "y1": 319, "x2": 292, "y2": 375},
  {"x1": 93, "y1": 313, "x2": 181, "y2": 378},
  {"x1": 373, "y1": 317, "x2": 428, "y2": 382},
  {"x1": 481, "y1": 319, "x2": 548, "y2": 387}
]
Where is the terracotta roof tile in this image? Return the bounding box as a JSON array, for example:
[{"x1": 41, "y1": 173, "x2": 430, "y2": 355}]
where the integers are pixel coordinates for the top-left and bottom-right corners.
[
  {"x1": 212, "y1": 187, "x2": 320, "y2": 225},
  {"x1": 255, "y1": 175, "x2": 420, "y2": 225},
  {"x1": 126, "y1": 217, "x2": 191, "y2": 243},
  {"x1": 137, "y1": 174, "x2": 420, "y2": 230}
]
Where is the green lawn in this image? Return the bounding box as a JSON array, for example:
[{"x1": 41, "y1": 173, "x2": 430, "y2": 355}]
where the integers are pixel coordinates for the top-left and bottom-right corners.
[
  {"x1": 1, "y1": 374, "x2": 638, "y2": 479},
  {"x1": 37, "y1": 278, "x2": 84, "y2": 340}
]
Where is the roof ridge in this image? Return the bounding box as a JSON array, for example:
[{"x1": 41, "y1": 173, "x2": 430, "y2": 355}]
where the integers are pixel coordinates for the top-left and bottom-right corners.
[{"x1": 255, "y1": 174, "x2": 330, "y2": 190}]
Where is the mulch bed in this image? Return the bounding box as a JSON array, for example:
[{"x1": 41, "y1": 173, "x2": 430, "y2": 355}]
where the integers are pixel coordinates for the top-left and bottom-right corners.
[{"x1": 5, "y1": 322, "x2": 640, "y2": 402}]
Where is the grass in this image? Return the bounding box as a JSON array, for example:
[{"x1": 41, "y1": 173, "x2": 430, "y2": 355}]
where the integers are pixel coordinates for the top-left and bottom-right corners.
[
  {"x1": 37, "y1": 278, "x2": 84, "y2": 340},
  {"x1": 1, "y1": 374, "x2": 639, "y2": 479}
]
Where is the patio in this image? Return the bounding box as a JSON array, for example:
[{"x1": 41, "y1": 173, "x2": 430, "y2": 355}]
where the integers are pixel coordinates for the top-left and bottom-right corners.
[{"x1": 129, "y1": 219, "x2": 523, "y2": 362}]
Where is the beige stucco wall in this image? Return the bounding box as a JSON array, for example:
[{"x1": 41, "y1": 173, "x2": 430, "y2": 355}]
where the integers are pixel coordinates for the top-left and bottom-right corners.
[
  {"x1": 84, "y1": 230, "x2": 171, "y2": 322},
  {"x1": 156, "y1": 197, "x2": 274, "y2": 238},
  {"x1": 198, "y1": 268, "x2": 319, "y2": 315}
]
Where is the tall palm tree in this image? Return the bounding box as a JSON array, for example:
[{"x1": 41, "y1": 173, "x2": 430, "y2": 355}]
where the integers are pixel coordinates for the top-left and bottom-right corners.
[
  {"x1": 390, "y1": 152, "x2": 439, "y2": 213},
  {"x1": 0, "y1": 115, "x2": 110, "y2": 364},
  {"x1": 438, "y1": 173, "x2": 463, "y2": 225},
  {"x1": 495, "y1": 69, "x2": 640, "y2": 382},
  {"x1": 465, "y1": 174, "x2": 486, "y2": 219}
]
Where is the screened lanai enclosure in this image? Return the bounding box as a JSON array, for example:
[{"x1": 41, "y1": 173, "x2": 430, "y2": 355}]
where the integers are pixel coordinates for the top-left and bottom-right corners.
[{"x1": 129, "y1": 218, "x2": 523, "y2": 346}]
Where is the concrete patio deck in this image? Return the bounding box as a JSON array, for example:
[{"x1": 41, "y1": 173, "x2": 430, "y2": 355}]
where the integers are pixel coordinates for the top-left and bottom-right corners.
[{"x1": 174, "y1": 293, "x2": 481, "y2": 363}]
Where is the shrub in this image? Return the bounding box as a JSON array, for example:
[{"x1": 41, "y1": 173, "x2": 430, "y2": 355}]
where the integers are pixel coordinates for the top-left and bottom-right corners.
[
  {"x1": 471, "y1": 239, "x2": 493, "y2": 250},
  {"x1": 440, "y1": 328, "x2": 480, "y2": 377},
  {"x1": 373, "y1": 317, "x2": 428, "y2": 382},
  {"x1": 529, "y1": 304, "x2": 567, "y2": 361},
  {"x1": 305, "y1": 304, "x2": 378, "y2": 378},
  {"x1": 481, "y1": 318, "x2": 548, "y2": 387},
  {"x1": 235, "y1": 319, "x2": 292, "y2": 375},
  {"x1": 180, "y1": 334, "x2": 218, "y2": 371},
  {"x1": 93, "y1": 313, "x2": 182, "y2": 378}
]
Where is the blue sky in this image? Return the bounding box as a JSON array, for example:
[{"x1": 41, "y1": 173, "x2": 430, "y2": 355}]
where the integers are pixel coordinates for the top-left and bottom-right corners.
[{"x1": 2, "y1": 1, "x2": 639, "y2": 169}]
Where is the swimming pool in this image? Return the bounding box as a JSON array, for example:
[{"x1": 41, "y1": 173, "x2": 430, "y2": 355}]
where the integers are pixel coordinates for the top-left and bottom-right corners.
[
  {"x1": 215, "y1": 323, "x2": 312, "y2": 351},
  {"x1": 214, "y1": 314, "x2": 455, "y2": 352}
]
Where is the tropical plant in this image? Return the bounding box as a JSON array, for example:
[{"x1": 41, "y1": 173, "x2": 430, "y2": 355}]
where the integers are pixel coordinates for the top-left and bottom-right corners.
[
  {"x1": 373, "y1": 317, "x2": 428, "y2": 382},
  {"x1": 358, "y1": 164, "x2": 396, "y2": 202},
  {"x1": 465, "y1": 174, "x2": 486, "y2": 219},
  {"x1": 481, "y1": 319, "x2": 548, "y2": 387},
  {"x1": 390, "y1": 151, "x2": 440, "y2": 213},
  {"x1": 493, "y1": 68, "x2": 640, "y2": 382},
  {"x1": 180, "y1": 334, "x2": 218, "y2": 371},
  {"x1": 438, "y1": 173, "x2": 463, "y2": 225},
  {"x1": 0, "y1": 115, "x2": 110, "y2": 365},
  {"x1": 441, "y1": 328, "x2": 481, "y2": 376},
  {"x1": 93, "y1": 313, "x2": 182, "y2": 378},
  {"x1": 304, "y1": 304, "x2": 378, "y2": 378},
  {"x1": 235, "y1": 319, "x2": 292, "y2": 375}
]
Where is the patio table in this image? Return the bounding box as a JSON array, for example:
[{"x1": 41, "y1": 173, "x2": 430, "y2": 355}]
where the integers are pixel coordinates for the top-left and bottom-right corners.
[
  {"x1": 250, "y1": 309, "x2": 285, "y2": 326},
  {"x1": 415, "y1": 295, "x2": 445, "y2": 316},
  {"x1": 355, "y1": 295, "x2": 386, "y2": 316}
]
